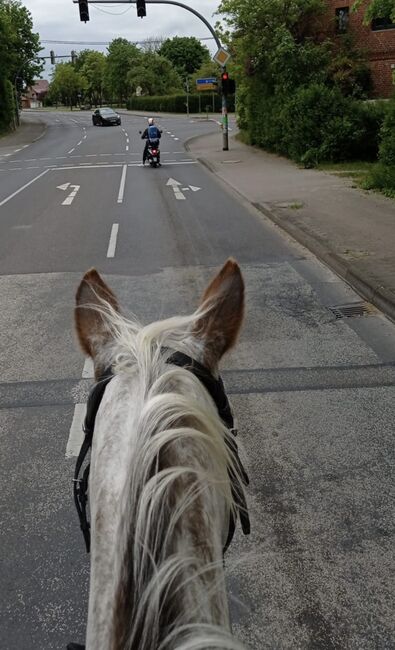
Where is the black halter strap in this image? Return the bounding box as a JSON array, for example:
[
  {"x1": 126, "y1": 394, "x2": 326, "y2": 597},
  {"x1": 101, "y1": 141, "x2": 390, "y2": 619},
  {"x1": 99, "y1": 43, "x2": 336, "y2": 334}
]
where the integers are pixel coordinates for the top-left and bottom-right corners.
[{"x1": 72, "y1": 353, "x2": 250, "y2": 555}]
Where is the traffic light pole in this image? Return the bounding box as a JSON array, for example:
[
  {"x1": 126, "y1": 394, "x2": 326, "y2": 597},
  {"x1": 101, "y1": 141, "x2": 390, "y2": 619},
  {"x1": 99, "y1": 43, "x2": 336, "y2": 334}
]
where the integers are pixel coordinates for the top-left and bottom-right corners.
[
  {"x1": 222, "y1": 67, "x2": 229, "y2": 152},
  {"x1": 74, "y1": 0, "x2": 231, "y2": 149}
]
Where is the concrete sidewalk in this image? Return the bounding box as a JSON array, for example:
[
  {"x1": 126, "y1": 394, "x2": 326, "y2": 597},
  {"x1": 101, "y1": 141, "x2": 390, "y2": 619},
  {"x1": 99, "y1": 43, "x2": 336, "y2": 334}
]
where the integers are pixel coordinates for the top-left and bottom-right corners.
[
  {"x1": 186, "y1": 131, "x2": 395, "y2": 321},
  {"x1": 0, "y1": 116, "x2": 46, "y2": 151}
]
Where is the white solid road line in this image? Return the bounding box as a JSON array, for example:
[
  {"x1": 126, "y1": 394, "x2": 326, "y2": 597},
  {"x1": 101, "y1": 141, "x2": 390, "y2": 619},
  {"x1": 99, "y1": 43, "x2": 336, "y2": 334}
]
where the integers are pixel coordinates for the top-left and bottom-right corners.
[
  {"x1": 0, "y1": 169, "x2": 49, "y2": 207},
  {"x1": 68, "y1": 148, "x2": 75, "y2": 154},
  {"x1": 82, "y1": 357, "x2": 94, "y2": 378},
  {"x1": 66, "y1": 404, "x2": 86, "y2": 458},
  {"x1": 66, "y1": 358, "x2": 94, "y2": 457},
  {"x1": 107, "y1": 223, "x2": 119, "y2": 258},
  {"x1": 117, "y1": 164, "x2": 127, "y2": 203}
]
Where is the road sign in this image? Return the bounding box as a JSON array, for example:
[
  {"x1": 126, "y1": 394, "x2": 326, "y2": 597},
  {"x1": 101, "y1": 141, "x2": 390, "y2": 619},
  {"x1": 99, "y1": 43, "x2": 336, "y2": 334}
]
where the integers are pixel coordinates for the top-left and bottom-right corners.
[
  {"x1": 213, "y1": 47, "x2": 231, "y2": 67},
  {"x1": 196, "y1": 78, "x2": 217, "y2": 92}
]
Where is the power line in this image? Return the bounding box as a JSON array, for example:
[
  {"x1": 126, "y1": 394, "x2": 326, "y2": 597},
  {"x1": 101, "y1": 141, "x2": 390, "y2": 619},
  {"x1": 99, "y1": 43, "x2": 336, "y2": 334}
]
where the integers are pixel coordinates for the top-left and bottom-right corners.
[{"x1": 40, "y1": 36, "x2": 215, "y2": 45}]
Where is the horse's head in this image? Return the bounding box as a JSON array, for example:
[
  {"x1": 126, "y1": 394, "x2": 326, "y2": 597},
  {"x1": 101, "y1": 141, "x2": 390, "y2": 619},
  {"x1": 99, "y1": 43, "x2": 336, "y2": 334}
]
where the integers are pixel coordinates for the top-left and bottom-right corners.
[
  {"x1": 75, "y1": 258, "x2": 244, "y2": 378},
  {"x1": 73, "y1": 259, "x2": 247, "y2": 650}
]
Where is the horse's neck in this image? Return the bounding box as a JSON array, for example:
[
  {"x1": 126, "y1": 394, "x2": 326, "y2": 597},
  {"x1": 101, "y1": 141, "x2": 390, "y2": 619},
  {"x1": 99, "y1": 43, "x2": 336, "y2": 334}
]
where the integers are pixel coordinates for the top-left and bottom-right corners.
[{"x1": 86, "y1": 375, "x2": 230, "y2": 650}]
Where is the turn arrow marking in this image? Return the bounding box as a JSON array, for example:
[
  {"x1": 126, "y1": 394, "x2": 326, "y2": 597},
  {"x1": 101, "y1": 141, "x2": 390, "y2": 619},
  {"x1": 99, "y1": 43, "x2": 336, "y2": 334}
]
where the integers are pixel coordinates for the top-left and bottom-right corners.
[
  {"x1": 166, "y1": 178, "x2": 201, "y2": 201},
  {"x1": 57, "y1": 182, "x2": 80, "y2": 206}
]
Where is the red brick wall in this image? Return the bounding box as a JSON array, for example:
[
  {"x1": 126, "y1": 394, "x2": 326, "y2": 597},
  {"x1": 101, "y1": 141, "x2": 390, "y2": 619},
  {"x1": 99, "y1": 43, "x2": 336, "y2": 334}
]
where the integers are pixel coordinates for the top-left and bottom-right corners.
[{"x1": 317, "y1": 0, "x2": 395, "y2": 97}]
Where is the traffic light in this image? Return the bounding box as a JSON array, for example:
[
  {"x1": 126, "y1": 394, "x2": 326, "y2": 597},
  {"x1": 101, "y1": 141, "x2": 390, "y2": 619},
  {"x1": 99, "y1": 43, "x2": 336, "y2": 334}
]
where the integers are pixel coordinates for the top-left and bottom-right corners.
[
  {"x1": 136, "y1": 0, "x2": 146, "y2": 18},
  {"x1": 220, "y1": 71, "x2": 236, "y2": 95},
  {"x1": 78, "y1": 0, "x2": 90, "y2": 22},
  {"x1": 50, "y1": 50, "x2": 55, "y2": 65}
]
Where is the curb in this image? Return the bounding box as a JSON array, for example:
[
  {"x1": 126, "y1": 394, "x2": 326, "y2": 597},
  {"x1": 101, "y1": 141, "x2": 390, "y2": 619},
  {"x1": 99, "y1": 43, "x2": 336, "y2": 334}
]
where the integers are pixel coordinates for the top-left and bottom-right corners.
[
  {"x1": 184, "y1": 133, "x2": 220, "y2": 154},
  {"x1": 194, "y1": 154, "x2": 395, "y2": 324}
]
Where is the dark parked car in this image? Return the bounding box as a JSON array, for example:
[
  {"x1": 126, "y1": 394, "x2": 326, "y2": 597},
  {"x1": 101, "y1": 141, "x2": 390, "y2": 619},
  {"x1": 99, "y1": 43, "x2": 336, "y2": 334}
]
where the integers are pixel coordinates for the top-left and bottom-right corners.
[{"x1": 92, "y1": 107, "x2": 121, "y2": 126}]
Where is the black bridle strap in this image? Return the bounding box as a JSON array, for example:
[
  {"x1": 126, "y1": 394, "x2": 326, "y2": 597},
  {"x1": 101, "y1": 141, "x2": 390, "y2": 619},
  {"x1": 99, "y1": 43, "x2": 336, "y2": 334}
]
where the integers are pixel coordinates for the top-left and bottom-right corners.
[
  {"x1": 167, "y1": 351, "x2": 250, "y2": 549},
  {"x1": 73, "y1": 368, "x2": 113, "y2": 553}
]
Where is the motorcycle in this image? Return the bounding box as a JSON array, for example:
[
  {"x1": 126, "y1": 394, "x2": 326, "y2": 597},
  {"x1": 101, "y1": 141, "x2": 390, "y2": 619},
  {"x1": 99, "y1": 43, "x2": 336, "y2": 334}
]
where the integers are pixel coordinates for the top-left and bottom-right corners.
[
  {"x1": 146, "y1": 139, "x2": 161, "y2": 167},
  {"x1": 140, "y1": 130, "x2": 162, "y2": 168}
]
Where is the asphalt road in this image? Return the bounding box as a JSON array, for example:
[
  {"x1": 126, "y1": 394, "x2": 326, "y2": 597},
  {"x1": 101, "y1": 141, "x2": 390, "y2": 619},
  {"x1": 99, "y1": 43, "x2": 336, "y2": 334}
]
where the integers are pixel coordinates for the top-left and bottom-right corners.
[{"x1": 0, "y1": 110, "x2": 394, "y2": 650}]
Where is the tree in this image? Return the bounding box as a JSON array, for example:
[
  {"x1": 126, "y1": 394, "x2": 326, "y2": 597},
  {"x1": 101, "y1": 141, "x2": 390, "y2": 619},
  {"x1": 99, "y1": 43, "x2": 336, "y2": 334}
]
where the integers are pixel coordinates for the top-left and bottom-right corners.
[
  {"x1": 0, "y1": 0, "x2": 42, "y2": 86},
  {"x1": 105, "y1": 38, "x2": 141, "y2": 104},
  {"x1": 126, "y1": 52, "x2": 182, "y2": 96},
  {"x1": 49, "y1": 63, "x2": 86, "y2": 109},
  {"x1": 80, "y1": 51, "x2": 107, "y2": 106},
  {"x1": 0, "y1": 0, "x2": 42, "y2": 130},
  {"x1": 352, "y1": 0, "x2": 395, "y2": 23},
  {"x1": 159, "y1": 37, "x2": 210, "y2": 77},
  {"x1": 216, "y1": 0, "x2": 328, "y2": 96}
]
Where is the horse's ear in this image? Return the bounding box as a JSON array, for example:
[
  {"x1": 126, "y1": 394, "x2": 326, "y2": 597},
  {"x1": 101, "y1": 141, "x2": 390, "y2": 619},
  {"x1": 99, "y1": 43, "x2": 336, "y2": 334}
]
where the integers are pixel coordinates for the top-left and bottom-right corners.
[
  {"x1": 196, "y1": 258, "x2": 244, "y2": 369},
  {"x1": 75, "y1": 269, "x2": 119, "y2": 360}
]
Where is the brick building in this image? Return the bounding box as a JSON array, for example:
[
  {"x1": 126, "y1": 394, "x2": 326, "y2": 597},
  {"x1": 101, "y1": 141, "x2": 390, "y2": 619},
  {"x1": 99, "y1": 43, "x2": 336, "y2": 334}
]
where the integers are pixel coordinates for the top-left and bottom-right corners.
[
  {"x1": 317, "y1": 1, "x2": 395, "y2": 97},
  {"x1": 21, "y1": 80, "x2": 49, "y2": 109}
]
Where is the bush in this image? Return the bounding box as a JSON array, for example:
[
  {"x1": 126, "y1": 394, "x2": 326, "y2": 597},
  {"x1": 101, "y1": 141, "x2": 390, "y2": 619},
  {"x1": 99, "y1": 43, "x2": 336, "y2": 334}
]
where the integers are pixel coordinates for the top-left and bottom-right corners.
[
  {"x1": 240, "y1": 83, "x2": 389, "y2": 167},
  {"x1": 378, "y1": 99, "x2": 395, "y2": 167},
  {"x1": 363, "y1": 99, "x2": 395, "y2": 197},
  {"x1": 126, "y1": 93, "x2": 235, "y2": 113},
  {"x1": 280, "y1": 84, "x2": 364, "y2": 167},
  {"x1": 351, "y1": 100, "x2": 389, "y2": 161},
  {"x1": 0, "y1": 79, "x2": 16, "y2": 133},
  {"x1": 363, "y1": 163, "x2": 395, "y2": 198}
]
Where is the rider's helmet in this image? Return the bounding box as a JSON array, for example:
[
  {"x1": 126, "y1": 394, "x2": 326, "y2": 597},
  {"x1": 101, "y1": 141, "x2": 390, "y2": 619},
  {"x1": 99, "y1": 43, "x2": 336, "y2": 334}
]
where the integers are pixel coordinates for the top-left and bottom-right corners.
[{"x1": 148, "y1": 117, "x2": 154, "y2": 125}]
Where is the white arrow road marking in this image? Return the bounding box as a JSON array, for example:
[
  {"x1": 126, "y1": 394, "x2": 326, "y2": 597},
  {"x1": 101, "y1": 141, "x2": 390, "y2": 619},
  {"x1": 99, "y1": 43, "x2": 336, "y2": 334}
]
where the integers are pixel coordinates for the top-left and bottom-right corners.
[
  {"x1": 189, "y1": 185, "x2": 201, "y2": 192},
  {"x1": 57, "y1": 183, "x2": 80, "y2": 205},
  {"x1": 166, "y1": 177, "x2": 185, "y2": 200}
]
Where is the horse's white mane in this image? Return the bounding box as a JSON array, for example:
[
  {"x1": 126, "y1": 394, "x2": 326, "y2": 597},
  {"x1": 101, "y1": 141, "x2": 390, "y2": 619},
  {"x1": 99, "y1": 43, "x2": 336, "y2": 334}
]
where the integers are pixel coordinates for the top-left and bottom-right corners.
[{"x1": 90, "y1": 302, "x2": 246, "y2": 650}]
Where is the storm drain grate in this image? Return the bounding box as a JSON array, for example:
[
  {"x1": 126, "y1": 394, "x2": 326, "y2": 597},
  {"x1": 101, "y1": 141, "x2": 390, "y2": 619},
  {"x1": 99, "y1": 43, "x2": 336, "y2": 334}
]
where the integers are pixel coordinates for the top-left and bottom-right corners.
[{"x1": 329, "y1": 302, "x2": 376, "y2": 319}]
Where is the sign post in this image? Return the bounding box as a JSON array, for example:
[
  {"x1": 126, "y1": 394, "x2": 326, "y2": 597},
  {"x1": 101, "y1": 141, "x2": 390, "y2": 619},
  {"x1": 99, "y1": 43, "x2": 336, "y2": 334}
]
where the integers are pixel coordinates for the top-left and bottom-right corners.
[{"x1": 213, "y1": 47, "x2": 232, "y2": 152}]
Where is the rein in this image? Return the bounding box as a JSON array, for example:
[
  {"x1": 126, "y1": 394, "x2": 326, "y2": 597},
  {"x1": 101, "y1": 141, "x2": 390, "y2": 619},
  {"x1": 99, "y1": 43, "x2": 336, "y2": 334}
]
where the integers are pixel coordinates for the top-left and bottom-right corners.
[{"x1": 72, "y1": 352, "x2": 250, "y2": 555}]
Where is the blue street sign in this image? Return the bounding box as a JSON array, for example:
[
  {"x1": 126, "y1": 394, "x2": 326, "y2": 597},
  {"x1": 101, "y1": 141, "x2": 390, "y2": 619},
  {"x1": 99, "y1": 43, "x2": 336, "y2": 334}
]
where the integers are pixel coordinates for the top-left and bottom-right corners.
[
  {"x1": 196, "y1": 78, "x2": 218, "y2": 91},
  {"x1": 196, "y1": 78, "x2": 217, "y2": 85}
]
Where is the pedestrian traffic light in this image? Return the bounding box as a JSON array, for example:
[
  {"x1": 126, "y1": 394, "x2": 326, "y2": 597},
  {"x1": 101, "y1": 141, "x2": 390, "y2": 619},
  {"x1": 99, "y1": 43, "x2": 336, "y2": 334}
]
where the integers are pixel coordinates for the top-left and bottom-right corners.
[
  {"x1": 136, "y1": 0, "x2": 146, "y2": 18},
  {"x1": 78, "y1": 0, "x2": 90, "y2": 22},
  {"x1": 50, "y1": 50, "x2": 55, "y2": 65},
  {"x1": 220, "y1": 71, "x2": 236, "y2": 95}
]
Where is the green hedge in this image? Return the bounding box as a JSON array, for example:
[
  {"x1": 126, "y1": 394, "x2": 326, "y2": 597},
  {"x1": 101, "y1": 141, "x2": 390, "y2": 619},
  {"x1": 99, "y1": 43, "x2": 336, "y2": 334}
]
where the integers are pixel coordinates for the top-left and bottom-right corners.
[
  {"x1": 0, "y1": 79, "x2": 16, "y2": 133},
  {"x1": 378, "y1": 99, "x2": 395, "y2": 167},
  {"x1": 241, "y1": 82, "x2": 389, "y2": 167},
  {"x1": 363, "y1": 99, "x2": 395, "y2": 197},
  {"x1": 126, "y1": 93, "x2": 235, "y2": 113}
]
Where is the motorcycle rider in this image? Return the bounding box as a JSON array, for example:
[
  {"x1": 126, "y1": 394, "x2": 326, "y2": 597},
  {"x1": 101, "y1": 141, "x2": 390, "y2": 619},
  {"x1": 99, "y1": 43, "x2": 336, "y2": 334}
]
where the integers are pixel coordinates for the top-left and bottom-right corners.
[{"x1": 141, "y1": 117, "x2": 162, "y2": 165}]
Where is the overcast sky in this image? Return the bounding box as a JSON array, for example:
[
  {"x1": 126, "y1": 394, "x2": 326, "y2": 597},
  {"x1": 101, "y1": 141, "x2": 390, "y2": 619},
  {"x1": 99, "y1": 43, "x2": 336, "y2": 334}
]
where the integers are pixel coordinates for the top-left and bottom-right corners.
[{"x1": 22, "y1": 0, "x2": 223, "y2": 78}]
